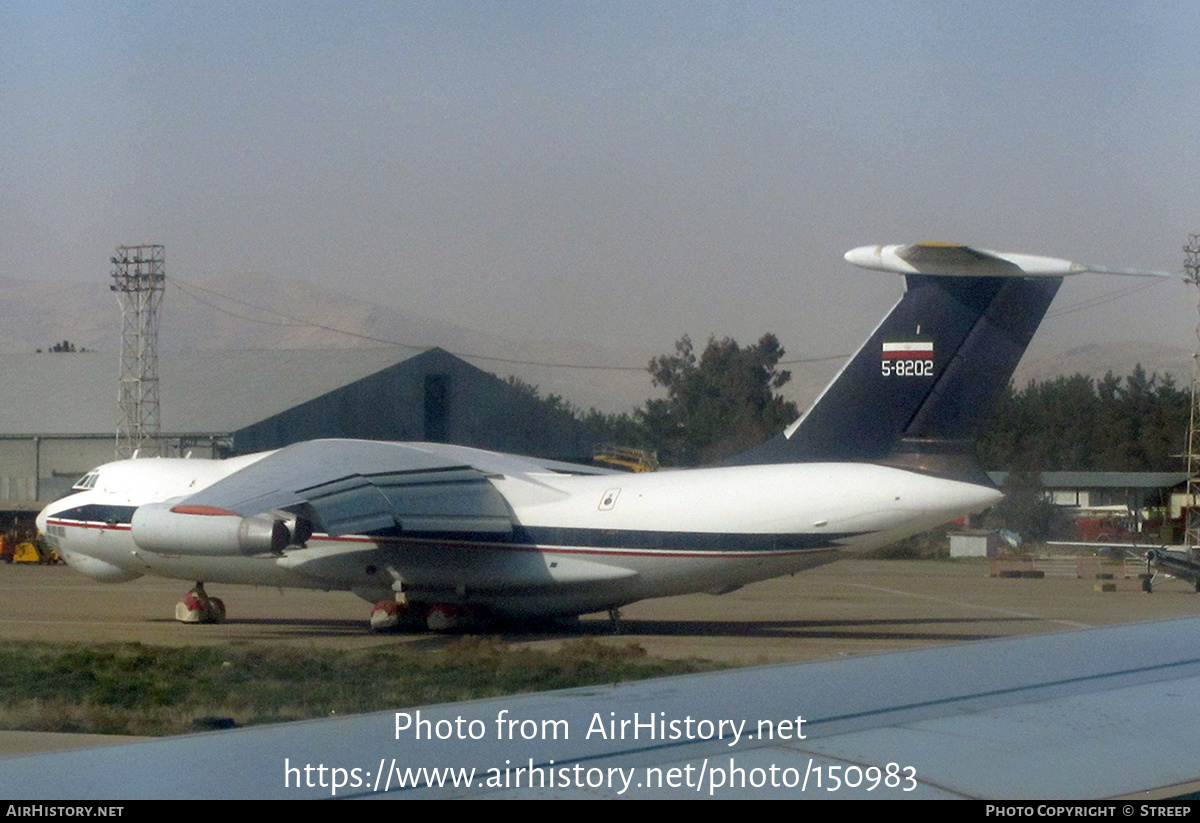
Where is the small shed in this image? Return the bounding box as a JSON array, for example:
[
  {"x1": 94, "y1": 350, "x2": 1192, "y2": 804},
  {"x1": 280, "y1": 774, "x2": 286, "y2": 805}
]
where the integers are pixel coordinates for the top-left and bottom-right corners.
[{"x1": 950, "y1": 530, "x2": 1002, "y2": 558}]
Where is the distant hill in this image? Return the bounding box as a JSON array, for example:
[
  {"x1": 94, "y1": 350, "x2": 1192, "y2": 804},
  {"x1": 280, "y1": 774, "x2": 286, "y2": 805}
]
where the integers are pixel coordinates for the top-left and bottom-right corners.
[
  {"x1": 1013, "y1": 341, "x2": 1192, "y2": 389},
  {"x1": 0, "y1": 273, "x2": 662, "y2": 413},
  {"x1": 5, "y1": 273, "x2": 1190, "y2": 417}
]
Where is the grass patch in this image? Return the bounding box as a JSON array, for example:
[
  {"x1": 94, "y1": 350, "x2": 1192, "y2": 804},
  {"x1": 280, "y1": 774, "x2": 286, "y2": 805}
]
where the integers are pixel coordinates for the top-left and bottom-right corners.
[{"x1": 0, "y1": 638, "x2": 723, "y2": 737}]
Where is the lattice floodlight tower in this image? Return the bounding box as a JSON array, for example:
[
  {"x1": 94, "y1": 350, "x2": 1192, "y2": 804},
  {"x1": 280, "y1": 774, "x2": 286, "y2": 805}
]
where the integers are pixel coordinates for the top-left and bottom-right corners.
[
  {"x1": 111, "y1": 244, "x2": 165, "y2": 459},
  {"x1": 1185, "y1": 235, "x2": 1200, "y2": 554}
]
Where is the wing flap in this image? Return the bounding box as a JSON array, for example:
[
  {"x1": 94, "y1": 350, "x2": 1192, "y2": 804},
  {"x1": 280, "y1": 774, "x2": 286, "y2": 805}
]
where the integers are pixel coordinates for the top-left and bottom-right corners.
[{"x1": 301, "y1": 476, "x2": 397, "y2": 535}]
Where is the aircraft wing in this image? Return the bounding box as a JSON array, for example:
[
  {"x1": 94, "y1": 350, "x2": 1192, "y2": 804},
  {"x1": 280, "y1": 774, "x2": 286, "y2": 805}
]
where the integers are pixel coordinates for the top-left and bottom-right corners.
[
  {"x1": 5, "y1": 617, "x2": 1200, "y2": 799},
  {"x1": 1049, "y1": 542, "x2": 1200, "y2": 594},
  {"x1": 167, "y1": 439, "x2": 614, "y2": 537},
  {"x1": 1048, "y1": 541, "x2": 1165, "y2": 551}
]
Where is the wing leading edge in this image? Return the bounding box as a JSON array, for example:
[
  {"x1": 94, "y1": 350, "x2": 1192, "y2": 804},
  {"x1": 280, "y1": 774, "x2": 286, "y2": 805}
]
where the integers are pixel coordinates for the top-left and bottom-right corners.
[{"x1": 167, "y1": 440, "x2": 519, "y2": 537}]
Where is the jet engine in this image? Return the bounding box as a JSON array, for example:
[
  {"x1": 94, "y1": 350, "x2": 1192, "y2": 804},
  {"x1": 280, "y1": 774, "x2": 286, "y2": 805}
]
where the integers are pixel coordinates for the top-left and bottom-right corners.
[{"x1": 130, "y1": 503, "x2": 309, "y2": 557}]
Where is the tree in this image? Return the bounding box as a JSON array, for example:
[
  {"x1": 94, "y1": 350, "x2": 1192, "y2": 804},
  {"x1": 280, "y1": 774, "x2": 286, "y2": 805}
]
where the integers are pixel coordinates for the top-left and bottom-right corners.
[
  {"x1": 640, "y1": 333, "x2": 798, "y2": 466},
  {"x1": 37, "y1": 340, "x2": 88, "y2": 353},
  {"x1": 977, "y1": 366, "x2": 1190, "y2": 472},
  {"x1": 986, "y1": 470, "x2": 1070, "y2": 541}
]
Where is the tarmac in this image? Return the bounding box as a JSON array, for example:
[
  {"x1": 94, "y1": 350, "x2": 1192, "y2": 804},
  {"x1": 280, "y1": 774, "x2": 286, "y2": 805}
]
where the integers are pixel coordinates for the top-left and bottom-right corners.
[{"x1": 3, "y1": 554, "x2": 1199, "y2": 756}]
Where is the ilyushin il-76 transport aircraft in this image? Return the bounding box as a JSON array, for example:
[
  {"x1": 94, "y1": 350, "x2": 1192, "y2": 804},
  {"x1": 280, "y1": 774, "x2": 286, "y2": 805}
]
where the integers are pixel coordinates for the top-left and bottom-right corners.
[{"x1": 36, "y1": 243, "x2": 1170, "y2": 631}]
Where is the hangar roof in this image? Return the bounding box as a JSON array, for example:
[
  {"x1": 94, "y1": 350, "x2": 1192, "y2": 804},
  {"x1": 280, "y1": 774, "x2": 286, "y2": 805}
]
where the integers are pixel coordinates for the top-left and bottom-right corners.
[{"x1": 0, "y1": 348, "x2": 424, "y2": 437}]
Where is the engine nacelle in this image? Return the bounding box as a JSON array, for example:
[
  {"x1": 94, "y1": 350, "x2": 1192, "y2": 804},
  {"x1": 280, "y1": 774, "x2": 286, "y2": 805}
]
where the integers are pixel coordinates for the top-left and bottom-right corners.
[{"x1": 131, "y1": 503, "x2": 292, "y2": 557}]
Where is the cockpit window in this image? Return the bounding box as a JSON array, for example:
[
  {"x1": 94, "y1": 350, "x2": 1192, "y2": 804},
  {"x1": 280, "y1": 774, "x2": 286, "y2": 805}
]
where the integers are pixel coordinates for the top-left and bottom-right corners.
[{"x1": 72, "y1": 470, "x2": 100, "y2": 491}]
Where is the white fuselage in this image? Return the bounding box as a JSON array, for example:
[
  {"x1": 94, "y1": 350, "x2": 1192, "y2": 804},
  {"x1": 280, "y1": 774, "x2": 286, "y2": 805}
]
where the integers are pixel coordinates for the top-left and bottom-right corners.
[{"x1": 38, "y1": 448, "x2": 1001, "y2": 618}]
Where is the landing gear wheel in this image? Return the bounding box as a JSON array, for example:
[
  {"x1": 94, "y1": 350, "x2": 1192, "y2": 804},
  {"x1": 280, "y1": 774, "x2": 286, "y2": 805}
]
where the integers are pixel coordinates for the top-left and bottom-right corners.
[
  {"x1": 369, "y1": 600, "x2": 405, "y2": 632},
  {"x1": 175, "y1": 583, "x2": 226, "y2": 623},
  {"x1": 425, "y1": 603, "x2": 466, "y2": 632},
  {"x1": 207, "y1": 597, "x2": 226, "y2": 623}
]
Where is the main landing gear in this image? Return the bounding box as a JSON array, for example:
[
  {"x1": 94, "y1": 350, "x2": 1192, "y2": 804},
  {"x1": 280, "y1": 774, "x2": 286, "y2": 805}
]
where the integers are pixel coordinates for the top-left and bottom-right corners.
[
  {"x1": 175, "y1": 581, "x2": 226, "y2": 624},
  {"x1": 607, "y1": 606, "x2": 624, "y2": 635},
  {"x1": 369, "y1": 597, "x2": 469, "y2": 632},
  {"x1": 369, "y1": 599, "x2": 408, "y2": 631}
]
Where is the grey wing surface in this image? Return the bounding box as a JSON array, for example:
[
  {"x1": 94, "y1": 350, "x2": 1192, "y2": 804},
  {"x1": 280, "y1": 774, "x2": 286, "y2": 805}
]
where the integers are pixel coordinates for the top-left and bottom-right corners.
[
  {"x1": 7, "y1": 617, "x2": 1200, "y2": 798},
  {"x1": 174, "y1": 439, "x2": 537, "y2": 537}
]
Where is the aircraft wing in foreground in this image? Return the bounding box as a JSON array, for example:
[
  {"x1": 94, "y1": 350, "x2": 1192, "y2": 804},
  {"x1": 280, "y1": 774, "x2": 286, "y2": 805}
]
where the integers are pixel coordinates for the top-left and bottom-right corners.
[
  {"x1": 37, "y1": 243, "x2": 1171, "y2": 630},
  {"x1": 4, "y1": 615, "x2": 1200, "y2": 799}
]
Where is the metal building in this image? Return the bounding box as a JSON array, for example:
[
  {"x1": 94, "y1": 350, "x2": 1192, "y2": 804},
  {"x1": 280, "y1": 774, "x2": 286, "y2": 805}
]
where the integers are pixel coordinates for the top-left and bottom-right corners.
[{"x1": 0, "y1": 348, "x2": 600, "y2": 515}]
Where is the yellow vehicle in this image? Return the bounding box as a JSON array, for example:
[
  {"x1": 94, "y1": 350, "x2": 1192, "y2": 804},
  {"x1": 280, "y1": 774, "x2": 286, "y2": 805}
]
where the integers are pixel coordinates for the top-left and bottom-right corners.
[
  {"x1": 592, "y1": 444, "x2": 659, "y2": 473},
  {"x1": 10, "y1": 538, "x2": 59, "y2": 564}
]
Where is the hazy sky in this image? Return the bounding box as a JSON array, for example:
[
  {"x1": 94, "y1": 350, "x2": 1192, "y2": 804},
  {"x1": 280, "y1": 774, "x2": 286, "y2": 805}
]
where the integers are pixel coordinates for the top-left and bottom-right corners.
[{"x1": 4, "y1": 1, "x2": 1199, "y2": 369}]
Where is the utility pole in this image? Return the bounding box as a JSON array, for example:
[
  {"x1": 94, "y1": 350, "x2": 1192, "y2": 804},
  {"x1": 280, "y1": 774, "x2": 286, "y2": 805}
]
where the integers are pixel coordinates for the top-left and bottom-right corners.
[
  {"x1": 1183, "y1": 235, "x2": 1200, "y2": 553},
  {"x1": 111, "y1": 244, "x2": 165, "y2": 459}
]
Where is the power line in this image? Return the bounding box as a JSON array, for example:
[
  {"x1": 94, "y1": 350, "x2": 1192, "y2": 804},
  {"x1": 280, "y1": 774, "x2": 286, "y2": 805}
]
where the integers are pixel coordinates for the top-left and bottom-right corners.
[
  {"x1": 170, "y1": 279, "x2": 313, "y2": 329},
  {"x1": 170, "y1": 276, "x2": 851, "y2": 371},
  {"x1": 170, "y1": 270, "x2": 1170, "y2": 375},
  {"x1": 1046, "y1": 273, "x2": 1174, "y2": 319}
]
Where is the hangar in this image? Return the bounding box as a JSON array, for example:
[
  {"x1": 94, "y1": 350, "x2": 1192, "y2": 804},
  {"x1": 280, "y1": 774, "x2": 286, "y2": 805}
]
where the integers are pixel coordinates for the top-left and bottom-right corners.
[{"x1": 0, "y1": 347, "x2": 599, "y2": 515}]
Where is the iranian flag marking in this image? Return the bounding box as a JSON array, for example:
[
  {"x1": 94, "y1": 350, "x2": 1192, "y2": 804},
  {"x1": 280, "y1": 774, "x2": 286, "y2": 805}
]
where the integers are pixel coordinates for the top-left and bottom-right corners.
[{"x1": 882, "y1": 341, "x2": 934, "y2": 360}]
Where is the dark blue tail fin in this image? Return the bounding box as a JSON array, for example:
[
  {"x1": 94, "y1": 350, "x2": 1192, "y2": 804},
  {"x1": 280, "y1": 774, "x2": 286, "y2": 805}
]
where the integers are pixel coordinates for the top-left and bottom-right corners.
[{"x1": 728, "y1": 273, "x2": 1061, "y2": 483}]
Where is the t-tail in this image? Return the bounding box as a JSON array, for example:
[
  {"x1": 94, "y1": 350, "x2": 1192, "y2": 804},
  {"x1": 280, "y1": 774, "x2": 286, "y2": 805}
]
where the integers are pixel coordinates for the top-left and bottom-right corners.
[{"x1": 729, "y1": 243, "x2": 1173, "y2": 483}]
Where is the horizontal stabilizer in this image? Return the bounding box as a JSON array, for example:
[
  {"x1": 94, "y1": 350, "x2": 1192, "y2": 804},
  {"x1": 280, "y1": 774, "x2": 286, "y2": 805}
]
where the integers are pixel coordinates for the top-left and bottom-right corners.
[{"x1": 845, "y1": 243, "x2": 1173, "y2": 279}]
